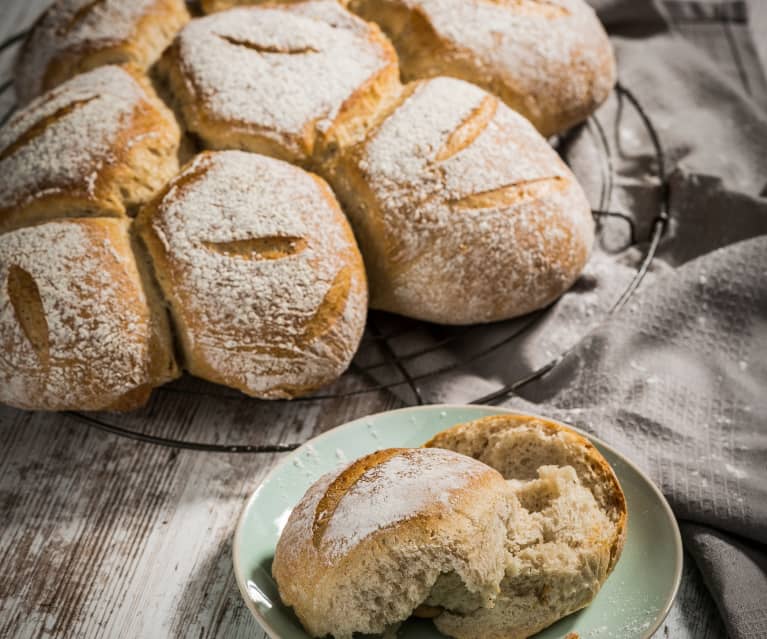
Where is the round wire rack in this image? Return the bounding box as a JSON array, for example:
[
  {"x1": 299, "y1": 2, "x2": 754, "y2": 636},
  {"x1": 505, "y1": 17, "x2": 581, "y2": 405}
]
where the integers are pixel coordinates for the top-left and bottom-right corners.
[{"x1": 0, "y1": 24, "x2": 670, "y2": 454}]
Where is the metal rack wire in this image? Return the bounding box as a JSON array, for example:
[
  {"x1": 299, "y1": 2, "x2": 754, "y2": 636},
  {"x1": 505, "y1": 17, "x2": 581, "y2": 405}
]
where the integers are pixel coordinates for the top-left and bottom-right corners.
[{"x1": 0, "y1": 26, "x2": 670, "y2": 454}]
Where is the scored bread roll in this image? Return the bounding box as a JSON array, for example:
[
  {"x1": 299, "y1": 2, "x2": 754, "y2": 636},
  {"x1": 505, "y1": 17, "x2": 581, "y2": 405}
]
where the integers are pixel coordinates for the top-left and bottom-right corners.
[
  {"x1": 425, "y1": 414, "x2": 627, "y2": 639},
  {"x1": 273, "y1": 447, "x2": 512, "y2": 638},
  {"x1": 136, "y1": 150, "x2": 367, "y2": 399},
  {"x1": 159, "y1": 1, "x2": 400, "y2": 165},
  {"x1": 14, "y1": 0, "x2": 190, "y2": 104},
  {"x1": 350, "y1": 0, "x2": 616, "y2": 136},
  {"x1": 331, "y1": 76, "x2": 594, "y2": 325},
  {"x1": 0, "y1": 218, "x2": 179, "y2": 411},
  {"x1": 0, "y1": 65, "x2": 181, "y2": 233}
]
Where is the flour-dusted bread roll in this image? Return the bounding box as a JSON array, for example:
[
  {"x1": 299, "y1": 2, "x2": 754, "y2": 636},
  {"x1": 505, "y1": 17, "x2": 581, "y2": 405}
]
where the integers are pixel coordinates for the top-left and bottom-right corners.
[
  {"x1": 425, "y1": 414, "x2": 627, "y2": 639},
  {"x1": 350, "y1": 0, "x2": 615, "y2": 136},
  {"x1": 0, "y1": 65, "x2": 181, "y2": 233},
  {"x1": 273, "y1": 447, "x2": 512, "y2": 638},
  {"x1": 14, "y1": 0, "x2": 190, "y2": 104},
  {"x1": 332, "y1": 76, "x2": 594, "y2": 325},
  {"x1": 159, "y1": 1, "x2": 400, "y2": 165},
  {"x1": 136, "y1": 150, "x2": 367, "y2": 399},
  {"x1": 0, "y1": 218, "x2": 179, "y2": 411}
]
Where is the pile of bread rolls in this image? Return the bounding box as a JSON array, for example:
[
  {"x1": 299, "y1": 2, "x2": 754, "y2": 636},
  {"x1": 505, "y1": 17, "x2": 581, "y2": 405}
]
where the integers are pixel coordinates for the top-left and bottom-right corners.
[
  {"x1": 274, "y1": 414, "x2": 628, "y2": 638},
  {"x1": 1, "y1": 0, "x2": 614, "y2": 411}
]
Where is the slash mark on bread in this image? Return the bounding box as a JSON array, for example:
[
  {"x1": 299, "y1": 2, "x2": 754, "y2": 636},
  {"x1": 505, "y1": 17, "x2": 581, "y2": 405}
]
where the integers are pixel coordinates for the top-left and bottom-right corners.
[
  {"x1": 449, "y1": 176, "x2": 565, "y2": 209},
  {"x1": 203, "y1": 236, "x2": 308, "y2": 260},
  {"x1": 218, "y1": 35, "x2": 319, "y2": 55},
  {"x1": 300, "y1": 266, "x2": 352, "y2": 347},
  {"x1": 435, "y1": 95, "x2": 497, "y2": 162},
  {"x1": 7, "y1": 265, "x2": 50, "y2": 365},
  {"x1": 312, "y1": 448, "x2": 409, "y2": 547},
  {"x1": 480, "y1": 0, "x2": 570, "y2": 18},
  {"x1": 0, "y1": 97, "x2": 97, "y2": 162}
]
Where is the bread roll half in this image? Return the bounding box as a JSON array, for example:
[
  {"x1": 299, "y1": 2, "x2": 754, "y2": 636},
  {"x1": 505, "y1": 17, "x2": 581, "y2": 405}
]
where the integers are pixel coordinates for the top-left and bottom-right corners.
[
  {"x1": 425, "y1": 414, "x2": 627, "y2": 639},
  {"x1": 273, "y1": 447, "x2": 512, "y2": 638},
  {"x1": 331, "y1": 76, "x2": 594, "y2": 325}
]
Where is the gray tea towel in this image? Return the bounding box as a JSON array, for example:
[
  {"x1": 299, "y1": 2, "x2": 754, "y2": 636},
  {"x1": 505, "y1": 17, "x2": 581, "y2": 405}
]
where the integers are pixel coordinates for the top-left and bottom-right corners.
[{"x1": 360, "y1": 1, "x2": 767, "y2": 637}]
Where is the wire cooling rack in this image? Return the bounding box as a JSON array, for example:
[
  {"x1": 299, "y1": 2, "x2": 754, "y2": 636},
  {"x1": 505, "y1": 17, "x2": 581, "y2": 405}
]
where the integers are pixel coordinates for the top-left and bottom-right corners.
[{"x1": 0, "y1": 25, "x2": 670, "y2": 454}]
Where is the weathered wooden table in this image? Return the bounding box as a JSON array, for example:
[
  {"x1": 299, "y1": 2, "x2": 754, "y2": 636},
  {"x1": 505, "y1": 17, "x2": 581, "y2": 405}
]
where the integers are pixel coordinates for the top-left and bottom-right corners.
[{"x1": 4, "y1": 1, "x2": 759, "y2": 637}]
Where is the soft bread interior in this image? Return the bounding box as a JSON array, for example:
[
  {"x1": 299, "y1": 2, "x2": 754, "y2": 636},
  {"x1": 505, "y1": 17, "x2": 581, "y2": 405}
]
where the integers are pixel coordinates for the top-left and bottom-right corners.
[{"x1": 424, "y1": 415, "x2": 627, "y2": 639}]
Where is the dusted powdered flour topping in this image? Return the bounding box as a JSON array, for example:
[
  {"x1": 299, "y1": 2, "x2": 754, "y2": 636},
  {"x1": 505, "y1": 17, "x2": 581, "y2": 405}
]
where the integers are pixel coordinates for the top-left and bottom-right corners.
[
  {"x1": 352, "y1": 76, "x2": 594, "y2": 324},
  {"x1": 312, "y1": 448, "x2": 494, "y2": 558},
  {"x1": 14, "y1": 0, "x2": 160, "y2": 102},
  {"x1": 356, "y1": 0, "x2": 614, "y2": 135},
  {"x1": 0, "y1": 65, "x2": 174, "y2": 228},
  {"x1": 0, "y1": 219, "x2": 161, "y2": 410},
  {"x1": 140, "y1": 150, "x2": 366, "y2": 398},
  {"x1": 171, "y1": 1, "x2": 393, "y2": 160}
]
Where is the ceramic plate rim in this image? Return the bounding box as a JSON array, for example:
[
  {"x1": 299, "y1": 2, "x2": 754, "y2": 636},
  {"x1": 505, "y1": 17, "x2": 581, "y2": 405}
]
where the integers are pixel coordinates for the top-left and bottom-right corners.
[{"x1": 233, "y1": 404, "x2": 683, "y2": 639}]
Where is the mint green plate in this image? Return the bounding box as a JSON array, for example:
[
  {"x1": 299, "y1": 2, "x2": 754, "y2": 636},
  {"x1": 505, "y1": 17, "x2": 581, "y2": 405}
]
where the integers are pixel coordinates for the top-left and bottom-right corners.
[{"x1": 233, "y1": 405, "x2": 682, "y2": 639}]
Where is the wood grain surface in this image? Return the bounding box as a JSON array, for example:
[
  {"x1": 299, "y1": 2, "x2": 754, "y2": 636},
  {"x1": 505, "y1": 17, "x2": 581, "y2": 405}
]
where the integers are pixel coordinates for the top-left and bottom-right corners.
[{"x1": 0, "y1": 1, "x2": 734, "y2": 638}]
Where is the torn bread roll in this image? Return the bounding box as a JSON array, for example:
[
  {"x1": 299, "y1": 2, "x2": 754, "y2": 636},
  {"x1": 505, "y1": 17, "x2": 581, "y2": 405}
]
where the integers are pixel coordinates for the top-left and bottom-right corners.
[
  {"x1": 136, "y1": 150, "x2": 367, "y2": 399},
  {"x1": 350, "y1": 0, "x2": 616, "y2": 136},
  {"x1": 14, "y1": 0, "x2": 190, "y2": 104},
  {"x1": 331, "y1": 76, "x2": 594, "y2": 325},
  {"x1": 159, "y1": 1, "x2": 400, "y2": 165},
  {"x1": 0, "y1": 65, "x2": 181, "y2": 233},
  {"x1": 273, "y1": 414, "x2": 626, "y2": 639},
  {"x1": 425, "y1": 413, "x2": 627, "y2": 639},
  {"x1": 273, "y1": 447, "x2": 512, "y2": 638},
  {"x1": 0, "y1": 218, "x2": 179, "y2": 411}
]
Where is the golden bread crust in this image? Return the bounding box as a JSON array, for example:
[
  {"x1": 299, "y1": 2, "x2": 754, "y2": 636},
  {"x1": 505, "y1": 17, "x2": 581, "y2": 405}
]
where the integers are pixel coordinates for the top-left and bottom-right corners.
[
  {"x1": 0, "y1": 65, "x2": 181, "y2": 233},
  {"x1": 136, "y1": 150, "x2": 367, "y2": 399},
  {"x1": 351, "y1": 0, "x2": 616, "y2": 136},
  {"x1": 0, "y1": 218, "x2": 179, "y2": 411},
  {"x1": 332, "y1": 76, "x2": 594, "y2": 325},
  {"x1": 273, "y1": 447, "x2": 511, "y2": 637},
  {"x1": 14, "y1": 0, "x2": 190, "y2": 104},
  {"x1": 160, "y1": 1, "x2": 400, "y2": 165}
]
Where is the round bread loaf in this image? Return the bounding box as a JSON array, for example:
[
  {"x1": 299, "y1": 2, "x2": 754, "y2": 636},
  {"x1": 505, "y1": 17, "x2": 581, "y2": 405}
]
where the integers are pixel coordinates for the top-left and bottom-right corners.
[
  {"x1": 159, "y1": 1, "x2": 400, "y2": 165},
  {"x1": 0, "y1": 218, "x2": 179, "y2": 411},
  {"x1": 136, "y1": 150, "x2": 367, "y2": 399},
  {"x1": 0, "y1": 64, "x2": 181, "y2": 233},
  {"x1": 425, "y1": 414, "x2": 627, "y2": 639},
  {"x1": 273, "y1": 447, "x2": 512, "y2": 638},
  {"x1": 14, "y1": 0, "x2": 190, "y2": 104},
  {"x1": 350, "y1": 0, "x2": 616, "y2": 136},
  {"x1": 331, "y1": 76, "x2": 594, "y2": 325}
]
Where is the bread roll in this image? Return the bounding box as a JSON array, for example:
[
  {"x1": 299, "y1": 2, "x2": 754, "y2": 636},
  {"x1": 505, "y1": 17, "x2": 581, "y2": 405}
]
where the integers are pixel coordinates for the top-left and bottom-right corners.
[
  {"x1": 425, "y1": 414, "x2": 627, "y2": 639},
  {"x1": 159, "y1": 1, "x2": 400, "y2": 165},
  {"x1": 331, "y1": 76, "x2": 594, "y2": 325},
  {"x1": 273, "y1": 447, "x2": 512, "y2": 638},
  {"x1": 350, "y1": 0, "x2": 616, "y2": 136},
  {"x1": 0, "y1": 65, "x2": 181, "y2": 233},
  {"x1": 14, "y1": 0, "x2": 190, "y2": 104},
  {"x1": 0, "y1": 218, "x2": 179, "y2": 411},
  {"x1": 136, "y1": 150, "x2": 367, "y2": 399}
]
